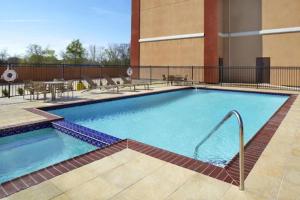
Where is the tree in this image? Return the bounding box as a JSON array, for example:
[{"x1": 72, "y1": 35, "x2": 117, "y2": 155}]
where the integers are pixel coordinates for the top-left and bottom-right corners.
[
  {"x1": 24, "y1": 44, "x2": 59, "y2": 64},
  {"x1": 0, "y1": 49, "x2": 8, "y2": 63},
  {"x1": 7, "y1": 56, "x2": 21, "y2": 64},
  {"x1": 43, "y1": 48, "x2": 59, "y2": 63},
  {"x1": 88, "y1": 45, "x2": 97, "y2": 64},
  {"x1": 65, "y1": 39, "x2": 86, "y2": 64},
  {"x1": 101, "y1": 44, "x2": 130, "y2": 65},
  {"x1": 26, "y1": 44, "x2": 44, "y2": 63}
]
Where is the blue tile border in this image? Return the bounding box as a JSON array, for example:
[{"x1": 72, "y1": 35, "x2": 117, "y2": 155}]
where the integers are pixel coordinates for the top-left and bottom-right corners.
[
  {"x1": 52, "y1": 120, "x2": 121, "y2": 148},
  {"x1": 0, "y1": 119, "x2": 121, "y2": 149},
  {"x1": 0, "y1": 122, "x2": 51, "y2": 138}
]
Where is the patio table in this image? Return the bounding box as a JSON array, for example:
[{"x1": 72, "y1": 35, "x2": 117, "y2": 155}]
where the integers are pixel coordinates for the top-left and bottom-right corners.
[{"x1": 43, "y1": 81, "x2": 66, "y2": 101}]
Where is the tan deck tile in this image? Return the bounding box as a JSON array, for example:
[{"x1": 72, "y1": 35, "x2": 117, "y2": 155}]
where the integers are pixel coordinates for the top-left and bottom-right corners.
[
  {"x1": 50, "y1": 167, "x2": 98, "y2": 192},
  {"x1": 50, "y1": 194, "x2": 71, "y2": 200},
  {"x1": 166, "y1": 173, "x2": 231, "y2": 200},
  {"x1": 276, "y1": 180, "x2": 300, "y2": 200},
  {"x1": 81, "y1": 156, "x2": 123, "y2": 176},
  {"x1": 112, "y1": 163, "x2": 195, "y2": 200},
  {"x1": 221, "y1": 186, "x2": 262, "y2": 200},
  {"x1": 65, "y1": 176, "x2": 121, "y2": 200},
  {"x1": 110, "y1": 149, "x2": 143, "y2": 164},
  {"x1": 99, "y1": 161, "x2": 151, "y2": 190},
  {"x1": 7, "y1": 182, "x2": 62, "y2": 200}
]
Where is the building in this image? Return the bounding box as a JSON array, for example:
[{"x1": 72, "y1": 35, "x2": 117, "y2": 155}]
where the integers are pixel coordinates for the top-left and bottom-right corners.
[{"x1": 130, "y1": 0, "x2": 300, "y2": 84}]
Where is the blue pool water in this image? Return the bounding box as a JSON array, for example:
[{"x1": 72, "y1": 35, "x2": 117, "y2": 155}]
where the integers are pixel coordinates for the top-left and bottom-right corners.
[
  {"x1": 0, "y1": 128, "x2": 96, "y2": 183},
  {"x1": 50, "y1": 89, "x2": 288, "y2": 166}
]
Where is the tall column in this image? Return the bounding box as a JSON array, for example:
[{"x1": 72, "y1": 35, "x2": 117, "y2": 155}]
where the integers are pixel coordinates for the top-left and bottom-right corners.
[
  {"x1": 204, "y1": 0, "x2": 220, "y2": 83},
  {"x1": 131, "y1": 0, "x2": 140, "y2": 79}
]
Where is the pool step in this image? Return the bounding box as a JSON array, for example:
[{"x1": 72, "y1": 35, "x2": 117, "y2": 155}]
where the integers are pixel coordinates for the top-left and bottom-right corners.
[{"x1": 52, "y1": 120, "x2": 121, "y2": 148}]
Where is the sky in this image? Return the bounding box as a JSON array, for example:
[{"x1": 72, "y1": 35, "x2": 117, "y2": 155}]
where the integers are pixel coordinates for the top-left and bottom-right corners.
[{"x1": 0, "y1": 0, "x2": 131, "y2": 57}]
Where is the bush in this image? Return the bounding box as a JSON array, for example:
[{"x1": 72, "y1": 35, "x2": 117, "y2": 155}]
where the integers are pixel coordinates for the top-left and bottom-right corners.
[
  {"x1": 18, "y1": 88, "x2": 24, "y2": 96},
  {"x1": 76, "y1": 81, "x2": 86, "y2": 90},
  {"x1": 2, "y1": 89, "x2": 9, "y2": 97}
]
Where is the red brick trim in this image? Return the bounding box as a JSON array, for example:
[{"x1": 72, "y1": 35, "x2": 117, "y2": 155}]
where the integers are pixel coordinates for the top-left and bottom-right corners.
[
  {"x1": 127, "y1": 94, "x2": 297, "y2": 186},
  {"x1": 127, "y1": 140, "x2": 238, "y2": 185},
  {"x1": 0, "y1": 140, "x2": 127, "y2": 198},
  {"x1": 131, "y1": 0, "x2": 140, "y2": 78},
  {"x1": 204, "y1": 0, "x2": 219, "y2": 83},
  {"x1": 25, "y1": 108, "x2": 63, "y2": 121},
  {"x1": 225, "y1": 94, "x2": 297, "y2": 184}
]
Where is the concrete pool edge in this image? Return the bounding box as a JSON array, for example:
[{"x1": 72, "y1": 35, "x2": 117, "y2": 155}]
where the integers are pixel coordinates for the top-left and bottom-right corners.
[
  {"x1": 0, "y1": 91, "x2": 295, "y2": 198},
  {"x1": 0, "y1": 87, "x2": 297, "y2": 198},
  {"x1": 27, "y1": 87, "x2": 298, "y2": 183}
]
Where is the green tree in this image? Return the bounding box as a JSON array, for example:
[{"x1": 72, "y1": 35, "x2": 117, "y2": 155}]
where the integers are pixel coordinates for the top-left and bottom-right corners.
[
  {"x1": 65, "y1": 39, "x2": 86, "y2": 64},
  {"x1": 43, "y1": 48, "x2": 59, "y2": 63},
  {"x1": 25, "y1": 44, "x2": 59, "y2": 64},
  {"x1": 0, "y1": 49, "x2": 8, "y2": 63},
  {"x1": 101, "y1": 44, "x2": 130, "y2": 65},
  {"x1": 26, "y1": 44, "x2": 44, "y2": 63}
]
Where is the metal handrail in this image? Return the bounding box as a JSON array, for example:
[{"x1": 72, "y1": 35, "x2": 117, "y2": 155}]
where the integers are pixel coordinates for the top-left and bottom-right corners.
[{"x1": 194, "y1": 110, "x2": 245, "y2": 190}]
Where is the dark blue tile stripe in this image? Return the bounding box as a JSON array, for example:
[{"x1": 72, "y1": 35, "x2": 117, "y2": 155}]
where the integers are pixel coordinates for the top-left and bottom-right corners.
[
  {"x1": 52, "y1": 120, "x2": 121, "y2": 147},
  {"x1": 0, "y1": 122, "x2": 51, "y2": 138}
]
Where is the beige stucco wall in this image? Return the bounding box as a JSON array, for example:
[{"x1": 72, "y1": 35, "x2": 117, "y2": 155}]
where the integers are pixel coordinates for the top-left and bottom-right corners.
[
  {"x1": 140, "y1": 0, "x2": 204, "y2": 38},
  {"x1": 227, "y1": 0, "x2": 261, "y2": 33},
  {"x1": 263, "y1": 32, "x2": 300, "y2": 66},
  {"x1": 262, "y1": 0, "x2": 300, "y2": 29},
  {"x1": 139, "y1": 38, "x2": 204, "y2": 81},
  {"x1": 265, "y1": 32, "x2": 300, "y2": 86},
  {"x1": 228, "y1": 36, "x2": 262, "y2": 66},
  {"x1": 140, "y1": 38, "x2": 204, "y2": 66},
  {"x1": 221, "y1": 36, "x2": 261, "y2": 83}
]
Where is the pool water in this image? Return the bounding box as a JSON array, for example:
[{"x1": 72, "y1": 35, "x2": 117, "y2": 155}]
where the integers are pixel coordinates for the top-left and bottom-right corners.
[
  {"x1": 0, "y1": 128, "x2": 96, "y2": 183},
  {"x1": 50, "y1": 89, "x2": 288, "y2": 166}
]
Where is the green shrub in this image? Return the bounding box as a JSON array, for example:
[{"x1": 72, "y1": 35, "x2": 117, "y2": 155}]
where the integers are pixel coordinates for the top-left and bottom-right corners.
[
  {"x1": 2, "y1": 89, "x2": 9, "y2": 97},
  {"x1": 18, "y1": 88, "x2": 24, "y2": 96}
]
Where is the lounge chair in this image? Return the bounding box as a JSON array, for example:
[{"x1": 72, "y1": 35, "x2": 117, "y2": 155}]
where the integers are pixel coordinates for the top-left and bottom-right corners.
[
  {"x1": 23, "y1": 80, "x2": 34, "y2": 100},
  {"x1": 162, "y1": 74, "x2": 193, "y2": 86},
  {"x1": 82, "y1": 75, "x2": 98, "y2": 90},
  {"x1": 101, "y1": 75, "x2": 120, "y2": 92},
  {"x1": 32, "y1": 82, "x2": 48, "y2": 100},
  {"x1": 56, "y1": 80, "x2": 74, "y2": 98},
  {"x1": 120, "y1": 75, "x2": 150, "y2": 91}
]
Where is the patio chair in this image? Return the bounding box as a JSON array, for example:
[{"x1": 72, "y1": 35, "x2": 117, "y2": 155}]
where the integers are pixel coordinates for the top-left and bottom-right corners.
[
  {"x1": 177, "y1": 75, "x2": 194, "y2": 86},
  {"x1": 120, "y1": 75, "x2": 150, "y2": 91},
  {"x1": 32, "y1": 82, "x2": 48, "y2": 100},
  {"x1": 82, "y1": 75, "x2": 98, "y2": 90},
  {"x1": 53, "y1": 78, "x2": 65, "y2": 82},
  {"x1": 64, "y1": 80, "x2": 74, "y2": 98},
  {"x1": 56, "y1": 80, "x2": 74, "y2": 98},
  {"x1": 23, "y1": 80, "x2": 34, "y2": 100},
  {"x1": 101, "y1": 75, "x2": 120, "y2": 92}
]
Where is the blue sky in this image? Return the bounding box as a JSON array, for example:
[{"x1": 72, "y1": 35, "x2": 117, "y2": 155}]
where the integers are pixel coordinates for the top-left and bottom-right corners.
[{"x1": 0, "y1": 0, "x2": 131, "y2": 57}]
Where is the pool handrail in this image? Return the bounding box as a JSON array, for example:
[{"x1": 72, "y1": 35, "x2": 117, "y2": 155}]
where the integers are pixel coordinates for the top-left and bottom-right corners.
[{"x1": 194, "y1": 110, "x2": 245, "y2": 191}]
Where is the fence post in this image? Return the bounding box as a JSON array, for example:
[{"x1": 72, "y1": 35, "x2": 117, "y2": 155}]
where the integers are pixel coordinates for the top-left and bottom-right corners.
[
  {"x1": 220, "y1": 65, "x2": 223, "y2": 86},
  {"x1": 150, "y1": 66, "x2": 152, "y2": 84},
  {"x1": 80, "y1": 65, "x2": 82, "y2": 80},
  {"x1": 62, "y1": 63, "x2": 65, "y2": 80},
  {"x1": 8, "y1": 83, "x2": 11, "y2": 98},
  {"x1": 192, "y1": 66, "x2": 194, "y2": 82}
]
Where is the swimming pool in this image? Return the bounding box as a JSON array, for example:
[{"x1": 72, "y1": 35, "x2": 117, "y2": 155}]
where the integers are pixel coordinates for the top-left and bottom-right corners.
[
  {"x1": 0, "y1": 128, "x2": 96, "y2": 183},
  {"x1": 50, "y1": 89, "x2": 289, "y2": 166}
]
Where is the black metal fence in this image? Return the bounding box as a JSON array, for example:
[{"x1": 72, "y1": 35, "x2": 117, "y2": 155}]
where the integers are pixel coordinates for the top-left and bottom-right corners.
[
  {"x1": 1, "y1": 64, "x2": 300, "y2": 98},
  {"x1": 137, "y1": 66, "x2": 300, "y2": 90}
]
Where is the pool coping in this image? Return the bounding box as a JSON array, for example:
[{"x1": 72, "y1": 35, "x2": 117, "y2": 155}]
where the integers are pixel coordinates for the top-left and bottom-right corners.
[
  {"x1": 0, "y1": 140, "x2": 128, "y2": 198},
  {"x1": 0, "y1": 87, "x2": 297, "y2": 198}
]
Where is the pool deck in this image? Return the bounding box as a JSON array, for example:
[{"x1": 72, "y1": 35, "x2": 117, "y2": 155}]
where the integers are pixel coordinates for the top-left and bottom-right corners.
[{"x1": 1, "y1": 85, "x2": 300, "y2": 199}]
